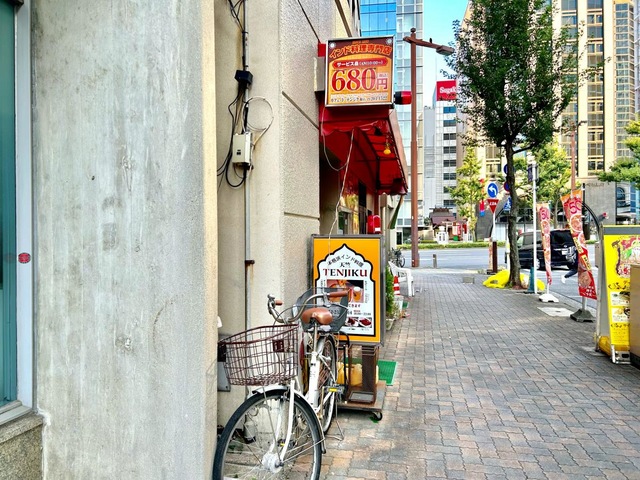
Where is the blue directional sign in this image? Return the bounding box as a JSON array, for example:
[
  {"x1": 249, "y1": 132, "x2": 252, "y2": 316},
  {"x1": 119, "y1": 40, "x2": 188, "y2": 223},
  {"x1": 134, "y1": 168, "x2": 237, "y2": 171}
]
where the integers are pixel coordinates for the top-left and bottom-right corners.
[
  {"x1": 503, "y1": 164, "x2": 509, "y2": 175},
  {"x1": 487, "y1": 182, "x2": 499, "y2": 198}
]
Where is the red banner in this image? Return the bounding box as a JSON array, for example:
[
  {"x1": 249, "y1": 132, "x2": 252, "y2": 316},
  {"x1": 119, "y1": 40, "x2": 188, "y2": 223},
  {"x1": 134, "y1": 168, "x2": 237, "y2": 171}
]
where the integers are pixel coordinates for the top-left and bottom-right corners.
[
  {"x1": 561, "y1": 190, "x2": 597, "y2": 299},
  {"x1": 537, "y1": 203, "x2": 552, "y2": 285}
]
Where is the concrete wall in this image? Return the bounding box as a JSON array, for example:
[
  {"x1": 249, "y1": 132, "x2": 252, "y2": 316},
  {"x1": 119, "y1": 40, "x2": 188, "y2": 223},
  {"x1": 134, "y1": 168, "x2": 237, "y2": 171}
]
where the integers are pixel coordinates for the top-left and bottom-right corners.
[
  {"x1": 215, "y1": 0, "x2": 357, "y2": 422},
  {"x1": 32, "y1": 1, "x2": 218, "y2": 477},
  {"x1": 584, "y1": 180, "x2": 616, "y2": 226}
]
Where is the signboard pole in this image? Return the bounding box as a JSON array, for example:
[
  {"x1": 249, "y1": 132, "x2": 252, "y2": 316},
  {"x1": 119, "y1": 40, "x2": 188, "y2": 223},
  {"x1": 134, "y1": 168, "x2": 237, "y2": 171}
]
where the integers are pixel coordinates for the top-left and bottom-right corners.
[{"x1": 532, "y1": 161, "x2": 537, "y2": 294}]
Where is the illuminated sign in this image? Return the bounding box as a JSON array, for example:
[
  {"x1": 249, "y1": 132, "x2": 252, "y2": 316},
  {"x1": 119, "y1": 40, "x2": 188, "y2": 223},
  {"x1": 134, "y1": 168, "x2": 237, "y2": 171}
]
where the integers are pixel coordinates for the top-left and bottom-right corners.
[{"x1": 325, "y1": 36, "x2": 394, "y2": 107}]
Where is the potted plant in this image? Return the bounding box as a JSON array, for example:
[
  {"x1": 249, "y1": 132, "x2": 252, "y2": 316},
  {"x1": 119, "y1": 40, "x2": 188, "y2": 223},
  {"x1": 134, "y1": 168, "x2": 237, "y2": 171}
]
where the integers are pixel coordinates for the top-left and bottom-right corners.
[{"x1": 385, "y1": 266, "x2": 400, "y2": 330}]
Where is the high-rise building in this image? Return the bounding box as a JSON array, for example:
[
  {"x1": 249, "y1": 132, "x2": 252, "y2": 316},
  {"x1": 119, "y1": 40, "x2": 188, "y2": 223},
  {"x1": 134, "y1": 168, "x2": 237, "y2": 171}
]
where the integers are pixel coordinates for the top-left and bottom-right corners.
[
  {"x1": 361, "y1": 0, "x2": 425, "y2": 243},
  {"x1": 424, "y1": 80, "x2": 458, "y2": 223},
  {"x1": 555, "y1": 0, "x2": 635, "y2": 222}
]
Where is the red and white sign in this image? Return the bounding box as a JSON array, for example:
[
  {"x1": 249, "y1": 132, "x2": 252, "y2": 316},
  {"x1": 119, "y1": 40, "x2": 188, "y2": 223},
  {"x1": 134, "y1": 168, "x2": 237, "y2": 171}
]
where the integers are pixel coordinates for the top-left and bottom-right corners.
[
  {"x1": 436, "y1": 79, "x2": 456, "y2": 102},
  {"x1": 487, "y1": 198, "x2": 499, "y2": 213},
  {"x1": 325, "y1": 36, "x2": 395, "y2": 107}
]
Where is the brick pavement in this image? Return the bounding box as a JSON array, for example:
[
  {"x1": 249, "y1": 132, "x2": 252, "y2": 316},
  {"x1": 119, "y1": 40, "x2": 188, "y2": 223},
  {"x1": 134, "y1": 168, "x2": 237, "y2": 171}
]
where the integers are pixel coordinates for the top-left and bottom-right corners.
[{"x1": 323, "y1": 269, "x2": 640, "y2": 479}]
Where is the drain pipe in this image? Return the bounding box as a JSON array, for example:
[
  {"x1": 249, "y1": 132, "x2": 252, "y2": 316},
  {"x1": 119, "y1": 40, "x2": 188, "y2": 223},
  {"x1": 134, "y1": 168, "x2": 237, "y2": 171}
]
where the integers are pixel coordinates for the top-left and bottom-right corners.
[{"x1": 240, "y1": 1, "x2": 253, "y2": 331}]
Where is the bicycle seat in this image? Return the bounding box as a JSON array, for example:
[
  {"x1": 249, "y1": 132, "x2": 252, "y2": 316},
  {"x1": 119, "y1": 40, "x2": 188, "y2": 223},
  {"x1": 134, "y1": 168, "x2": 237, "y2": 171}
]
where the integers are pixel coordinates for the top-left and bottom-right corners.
[{"x1": 301, "y1": 307, "x2": 333, "y2": 326}]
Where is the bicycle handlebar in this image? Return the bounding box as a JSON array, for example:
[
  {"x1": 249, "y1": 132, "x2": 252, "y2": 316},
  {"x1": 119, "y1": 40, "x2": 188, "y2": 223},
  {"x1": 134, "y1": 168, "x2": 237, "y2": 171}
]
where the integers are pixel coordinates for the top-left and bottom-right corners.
[{"x1": 267, "y1": 290, "x2": 348, "y2": 324}]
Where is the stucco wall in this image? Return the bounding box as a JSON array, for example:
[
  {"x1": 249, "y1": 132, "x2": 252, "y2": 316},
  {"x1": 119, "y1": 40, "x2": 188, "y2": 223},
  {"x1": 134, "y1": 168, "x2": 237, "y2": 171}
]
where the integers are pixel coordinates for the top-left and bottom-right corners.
[
  {"x1": 32, "y1": 1, "x2": 218, "y2": 477},
  {"x1": 215, "y1": 0, "x2": 357, "y2": 423}
]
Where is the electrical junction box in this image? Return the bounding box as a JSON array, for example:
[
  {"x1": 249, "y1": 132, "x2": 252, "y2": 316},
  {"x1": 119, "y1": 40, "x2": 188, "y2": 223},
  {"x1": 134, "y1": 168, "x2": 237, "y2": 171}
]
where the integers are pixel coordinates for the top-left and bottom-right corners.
[{"x1": 232, "y1": 133, "x2": 252, "y2": 166}]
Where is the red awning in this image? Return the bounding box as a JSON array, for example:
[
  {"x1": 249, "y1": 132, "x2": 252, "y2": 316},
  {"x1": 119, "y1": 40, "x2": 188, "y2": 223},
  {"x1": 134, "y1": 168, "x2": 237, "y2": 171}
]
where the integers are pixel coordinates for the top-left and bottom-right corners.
[{"x1": 318, "y1": 102, "x2": 408, "y2": 195}]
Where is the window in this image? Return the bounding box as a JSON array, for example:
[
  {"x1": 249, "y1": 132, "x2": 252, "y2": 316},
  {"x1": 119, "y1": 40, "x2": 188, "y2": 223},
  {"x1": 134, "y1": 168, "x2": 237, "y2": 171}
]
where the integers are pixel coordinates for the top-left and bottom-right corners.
[
  {"x1": 487, "y1": 162, "x2": 501, "y2": 174},
  {"x1": 1, "y1": 2, "x2": 16, "y2": 408},
  {"x1": 443, "y1": 146, "x2": 456, "y2": 155},
  {"x1": 442, "y1": 106, "x2": 456, "y2": 114},
  {"x1": 443, "y1": 119, "x2": 456, "y2": 127},
  {"x1": 1, "y1": 1, "x2": 33, "y2": 422},
  {"x1": 443, "y1": 159, "x2": 456, "y2": 167},
  {"x1": 443, "y1": 173, "x2": 456, "y2": 181},
  {"x1": 443, "y1": 133, "x2": 456, "y2": 141}
]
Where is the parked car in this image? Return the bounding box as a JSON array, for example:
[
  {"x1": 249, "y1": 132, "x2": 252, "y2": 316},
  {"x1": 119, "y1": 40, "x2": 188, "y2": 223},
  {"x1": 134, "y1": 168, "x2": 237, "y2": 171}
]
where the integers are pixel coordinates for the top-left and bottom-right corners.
[{"x1": 516, "y1": 229, "x2": 576, "y2": 270}]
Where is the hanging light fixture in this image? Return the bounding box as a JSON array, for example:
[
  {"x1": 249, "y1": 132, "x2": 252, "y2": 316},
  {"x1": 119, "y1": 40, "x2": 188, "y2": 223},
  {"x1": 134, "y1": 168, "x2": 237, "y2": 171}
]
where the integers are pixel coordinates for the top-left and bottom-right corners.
[{"x1": 383, "y1": 137, "x2": 391, "y2": 155}]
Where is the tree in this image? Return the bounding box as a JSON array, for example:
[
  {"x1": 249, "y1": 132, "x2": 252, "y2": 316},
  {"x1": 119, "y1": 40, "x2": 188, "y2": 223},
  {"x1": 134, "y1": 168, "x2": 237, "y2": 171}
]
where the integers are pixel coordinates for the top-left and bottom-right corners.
[
  {"x1": 597, "y1": 118, "x2": 640, "y2": 186},
  {"x1": 448, "y1": 0, "x2": 579, "y2": 287},
  {"x1": 449, "y1": 148, "x2": 484, "y2": 239},
  {"x1": 518, "y1": 143, "x2": 571, "y2": 227}
]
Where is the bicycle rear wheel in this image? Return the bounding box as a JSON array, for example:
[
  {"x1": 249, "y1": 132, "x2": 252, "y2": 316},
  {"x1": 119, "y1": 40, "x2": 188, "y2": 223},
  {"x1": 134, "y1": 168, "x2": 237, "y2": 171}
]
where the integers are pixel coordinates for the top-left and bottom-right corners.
[
  {"x1": 397, "y1": 254, "x2": 405, "y2": 268},
  {"x1": 213, "y1": 389, "x2": 322, "y2": 480},
  {"x1": 317, "y1": 336, "x2": 337, "y2": 433}
]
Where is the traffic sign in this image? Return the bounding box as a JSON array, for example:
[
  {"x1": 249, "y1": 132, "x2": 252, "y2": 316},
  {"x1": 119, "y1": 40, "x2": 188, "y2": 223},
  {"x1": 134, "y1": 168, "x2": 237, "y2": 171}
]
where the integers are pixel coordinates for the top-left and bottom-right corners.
[
  {"x1": 503, "y1": 182, "x2": 510, "y2": 193},
  {"x1": 504, "y1": 196, "x2": 512, "y2": 212},
  {"x1": 487, "y1": 182, "x2": 499, "y2": 198},
  {"x1": 503, "y1": 164, "x2": 509, "y2": 175},
  {"x1": 487, "y1": 198, "x2": 499, "y2": 213}
]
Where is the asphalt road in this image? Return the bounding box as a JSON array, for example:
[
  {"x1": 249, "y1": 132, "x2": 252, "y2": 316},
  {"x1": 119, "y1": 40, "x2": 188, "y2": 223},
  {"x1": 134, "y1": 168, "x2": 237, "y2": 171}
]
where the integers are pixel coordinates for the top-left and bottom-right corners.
[{"x1": 397, "y1": 245, "x2": 598, "y2": 310}]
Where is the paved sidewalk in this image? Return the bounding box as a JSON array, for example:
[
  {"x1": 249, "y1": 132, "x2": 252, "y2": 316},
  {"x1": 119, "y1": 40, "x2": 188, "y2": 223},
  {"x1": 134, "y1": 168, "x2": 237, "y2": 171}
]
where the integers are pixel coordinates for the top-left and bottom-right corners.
[{"x1": 323, "y1": 269, "x2": 640, "y2": 479}]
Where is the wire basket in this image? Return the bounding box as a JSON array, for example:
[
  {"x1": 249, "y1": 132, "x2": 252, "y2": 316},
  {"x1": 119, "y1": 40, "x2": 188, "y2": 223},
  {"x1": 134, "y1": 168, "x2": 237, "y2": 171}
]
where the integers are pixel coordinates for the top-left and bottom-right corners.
[
  {"x1": 218, "y1": 324, "x2": 299, "y2": 386},
  {"x1": 293, "y1": 287, "x2": 349, "y2": 333}
]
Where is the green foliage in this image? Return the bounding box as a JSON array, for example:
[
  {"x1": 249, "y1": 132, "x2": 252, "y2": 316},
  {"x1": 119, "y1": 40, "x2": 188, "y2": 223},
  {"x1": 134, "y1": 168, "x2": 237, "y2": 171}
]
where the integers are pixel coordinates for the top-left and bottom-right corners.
[
  {"x1": 448, "y1": 0, "x2": 576, "y2": 154},
  {"x1": 597, "y1": 118, "x2": 640, "y2": 187},
  {"x1": 449, "y1": 148, "x2": 484, "y2": 239},
  {"x1": 446, "y1": 0, "x2": 583, "y2": 287},
  {"x1": 385, "y1": 266, "x2": 399, "y2": 318},
  {"x1": 518, "y1": 143, "x2": 571, "y2": 226}
]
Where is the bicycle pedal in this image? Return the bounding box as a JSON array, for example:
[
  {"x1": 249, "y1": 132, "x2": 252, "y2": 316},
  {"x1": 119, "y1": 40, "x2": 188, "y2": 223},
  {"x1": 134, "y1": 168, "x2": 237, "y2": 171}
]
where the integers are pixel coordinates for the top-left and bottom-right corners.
[{"x1": 328, "y1": 385, "x2": 345, "y2": 395}]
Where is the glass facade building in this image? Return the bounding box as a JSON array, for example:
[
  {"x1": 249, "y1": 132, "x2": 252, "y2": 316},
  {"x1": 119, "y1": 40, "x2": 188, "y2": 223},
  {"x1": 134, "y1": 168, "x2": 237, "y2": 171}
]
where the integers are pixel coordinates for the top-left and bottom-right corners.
[{"x1": 361, "y1": 0, "x2": 425, "y2": 240}]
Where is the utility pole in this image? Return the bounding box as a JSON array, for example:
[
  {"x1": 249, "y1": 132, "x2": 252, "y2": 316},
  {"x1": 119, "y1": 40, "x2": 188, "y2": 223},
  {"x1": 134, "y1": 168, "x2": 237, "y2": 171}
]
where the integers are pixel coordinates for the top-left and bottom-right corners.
[{"x1": 403, "y1": 28, "x2": 454, "y2": 268}]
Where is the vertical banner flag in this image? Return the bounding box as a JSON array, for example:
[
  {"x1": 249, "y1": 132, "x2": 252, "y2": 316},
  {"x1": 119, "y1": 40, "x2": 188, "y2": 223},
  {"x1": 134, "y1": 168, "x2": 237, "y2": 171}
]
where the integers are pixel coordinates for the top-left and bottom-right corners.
[
  {"x1": 561, "y1": 190, "x2": 597, "y2": 299},
  {"x1": 537, "y1": 203, "x2": 553, "y2": 285}
]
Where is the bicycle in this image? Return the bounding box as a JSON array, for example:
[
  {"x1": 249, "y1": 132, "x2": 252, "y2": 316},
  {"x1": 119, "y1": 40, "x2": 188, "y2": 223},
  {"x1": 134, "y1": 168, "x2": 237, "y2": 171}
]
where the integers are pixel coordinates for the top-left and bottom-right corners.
[
  {"x1": 391, "y1": 247, "x2": 405, "y2": 267},
  {"x1": 213, "y1": 288, "x2": 349, "y2": 479}
]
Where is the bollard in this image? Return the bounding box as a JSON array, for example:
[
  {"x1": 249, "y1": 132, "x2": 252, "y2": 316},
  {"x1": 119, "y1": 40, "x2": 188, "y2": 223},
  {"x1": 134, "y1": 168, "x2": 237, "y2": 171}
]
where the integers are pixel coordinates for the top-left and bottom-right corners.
[
  {"x1": 527, "y1": 267, "x2": 536, "y2": 293},
  {"x1": 432, "y1": 253, "x2": 437, "y2": 269}
]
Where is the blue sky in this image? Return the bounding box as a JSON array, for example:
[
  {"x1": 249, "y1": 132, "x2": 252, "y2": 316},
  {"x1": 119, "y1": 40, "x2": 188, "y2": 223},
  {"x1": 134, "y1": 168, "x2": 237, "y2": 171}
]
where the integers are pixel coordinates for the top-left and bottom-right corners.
[{"x1": 423, "y1": 0, "x2": 468, "y2": 106}]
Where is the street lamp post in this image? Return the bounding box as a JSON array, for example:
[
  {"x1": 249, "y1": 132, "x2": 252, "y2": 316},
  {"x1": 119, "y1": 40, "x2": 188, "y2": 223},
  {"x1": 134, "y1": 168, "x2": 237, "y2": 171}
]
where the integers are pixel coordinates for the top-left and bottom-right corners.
[
  {"x1": 403, "y1": 28, "x2": 454, "y2": 267},
  {"x1": 570, "y1": 120, "x2": 586, "y2": 191}
]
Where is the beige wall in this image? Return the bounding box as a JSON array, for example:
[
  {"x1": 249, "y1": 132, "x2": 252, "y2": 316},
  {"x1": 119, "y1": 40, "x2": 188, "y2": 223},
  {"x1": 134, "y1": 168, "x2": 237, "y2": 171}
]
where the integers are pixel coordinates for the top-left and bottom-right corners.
[{"x1": 215, "y1": 0, "x2": 358, "y2": 422}]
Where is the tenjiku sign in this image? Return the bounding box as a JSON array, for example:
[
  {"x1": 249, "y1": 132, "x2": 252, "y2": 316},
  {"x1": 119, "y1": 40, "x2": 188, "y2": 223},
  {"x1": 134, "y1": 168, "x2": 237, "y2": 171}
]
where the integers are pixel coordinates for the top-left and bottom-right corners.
[
  {"x1": 312, "y1": 236, "x2": 384, "y2": 345},
  {"x1": 325, "y1": 36, "x2": 394, "y2": 107}
]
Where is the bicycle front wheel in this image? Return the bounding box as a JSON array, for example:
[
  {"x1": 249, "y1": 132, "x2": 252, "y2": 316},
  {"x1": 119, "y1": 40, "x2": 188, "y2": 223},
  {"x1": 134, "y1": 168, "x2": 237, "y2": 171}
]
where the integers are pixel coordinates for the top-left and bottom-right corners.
[
  {"x1": 317, "y1": 336, "x2": 338, "y2": 433},
  {"x1": 213, "y1": 389, "x2": 323, "y2": 480},
  {"x1": 398, "y1": 254, "x2": 405, "y2": 268}
]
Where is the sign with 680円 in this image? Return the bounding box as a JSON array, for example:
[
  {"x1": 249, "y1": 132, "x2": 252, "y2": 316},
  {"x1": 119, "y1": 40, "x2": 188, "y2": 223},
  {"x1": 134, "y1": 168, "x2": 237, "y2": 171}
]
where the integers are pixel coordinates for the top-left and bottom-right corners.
[{"x1": 325, "y1": 36, "x2": 394, "y2": 107}]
